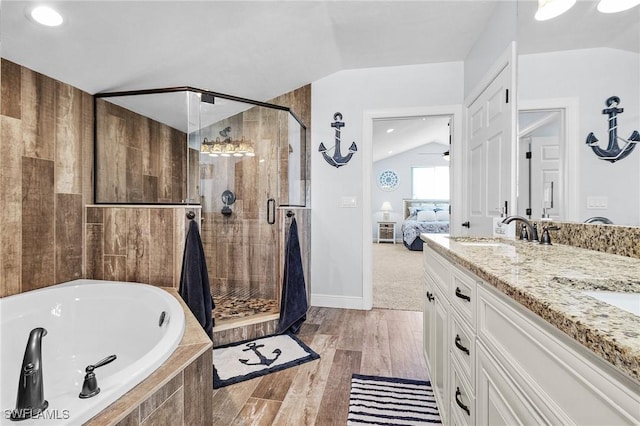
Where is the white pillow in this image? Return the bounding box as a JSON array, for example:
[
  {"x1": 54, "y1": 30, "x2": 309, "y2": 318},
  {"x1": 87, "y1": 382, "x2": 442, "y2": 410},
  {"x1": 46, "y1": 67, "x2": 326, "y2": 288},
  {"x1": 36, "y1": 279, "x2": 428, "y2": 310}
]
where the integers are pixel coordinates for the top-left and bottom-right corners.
[
  {"x1": 417, "y1": 209, "x2": 437, "y2": 222},
  {"x1": 435, "y1": 209, "x2": 449, "y2": 221}
]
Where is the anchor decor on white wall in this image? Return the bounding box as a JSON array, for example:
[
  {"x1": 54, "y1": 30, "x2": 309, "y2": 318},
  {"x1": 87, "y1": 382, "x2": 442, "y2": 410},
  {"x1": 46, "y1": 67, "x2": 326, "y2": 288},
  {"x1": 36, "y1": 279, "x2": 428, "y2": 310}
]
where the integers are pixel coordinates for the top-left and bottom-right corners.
[
  {"x1": 586, "y1": 96, "x2": 640, "y2": 163},
  {"x1": 318, "y1": 112, "x2": 358, "y2": 168}
]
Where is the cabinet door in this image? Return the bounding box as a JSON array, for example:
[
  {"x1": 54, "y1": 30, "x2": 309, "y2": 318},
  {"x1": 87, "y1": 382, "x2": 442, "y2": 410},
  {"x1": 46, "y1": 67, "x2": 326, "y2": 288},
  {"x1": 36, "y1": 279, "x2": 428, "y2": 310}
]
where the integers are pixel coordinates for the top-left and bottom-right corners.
[
  {"x1": 424, "y1": 276, "x2": 436, "y2": 373},
  {"x1": 432, "y1": 286, "x2": 449, "y2": 425},
  {"x1": 476, "y1": 343, "x2": 544, "y2": 426}
]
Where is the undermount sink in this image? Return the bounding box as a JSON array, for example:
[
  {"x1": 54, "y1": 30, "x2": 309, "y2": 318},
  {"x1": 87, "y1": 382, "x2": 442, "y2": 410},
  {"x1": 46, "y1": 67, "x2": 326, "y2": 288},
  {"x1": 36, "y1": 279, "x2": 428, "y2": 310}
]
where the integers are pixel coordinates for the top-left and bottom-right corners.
[
  {"x1": 458, "y1": 241, "x2": 507, "y2": 247},
  {"x1": 448, "y1": 236, "x2": 511, "y2": 248},
  {"x1": 582, "y1": 291, "x2": 640, "y2": 316}
]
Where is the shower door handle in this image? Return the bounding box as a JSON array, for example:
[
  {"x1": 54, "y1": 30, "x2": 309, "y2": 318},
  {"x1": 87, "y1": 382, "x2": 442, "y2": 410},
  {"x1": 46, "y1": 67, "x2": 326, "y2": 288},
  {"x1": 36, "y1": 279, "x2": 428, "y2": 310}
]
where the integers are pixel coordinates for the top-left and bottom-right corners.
[{"x1": 267, "y1": 198, "x2": 276, "y2": 224}]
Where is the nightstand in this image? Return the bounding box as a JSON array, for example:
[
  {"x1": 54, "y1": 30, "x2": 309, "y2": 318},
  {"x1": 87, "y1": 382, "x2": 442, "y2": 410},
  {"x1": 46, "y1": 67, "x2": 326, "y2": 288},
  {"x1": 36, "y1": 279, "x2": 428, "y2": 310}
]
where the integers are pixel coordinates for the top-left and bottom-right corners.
[{"x1": 377, "y1": 221, "x2": 396, "y2": 244}]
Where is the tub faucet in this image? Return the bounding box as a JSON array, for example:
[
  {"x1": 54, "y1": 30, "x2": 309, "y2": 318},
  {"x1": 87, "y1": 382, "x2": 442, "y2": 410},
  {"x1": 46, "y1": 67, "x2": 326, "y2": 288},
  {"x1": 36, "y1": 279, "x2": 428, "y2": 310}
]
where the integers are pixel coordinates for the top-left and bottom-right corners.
[
  {"x1": 11, "y1": 327, "x2": 48, "y2": 421},
  {"x1": 501, "y1": 215, "x2": 538, "y2": 242}
]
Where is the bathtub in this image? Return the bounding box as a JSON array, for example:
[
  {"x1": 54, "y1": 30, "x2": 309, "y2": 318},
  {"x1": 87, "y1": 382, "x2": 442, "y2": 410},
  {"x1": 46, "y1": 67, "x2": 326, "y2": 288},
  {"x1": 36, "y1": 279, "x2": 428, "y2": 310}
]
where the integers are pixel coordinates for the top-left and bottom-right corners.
[{"x1": 0, "y1": 280, "x2": 185, "y2": 425}]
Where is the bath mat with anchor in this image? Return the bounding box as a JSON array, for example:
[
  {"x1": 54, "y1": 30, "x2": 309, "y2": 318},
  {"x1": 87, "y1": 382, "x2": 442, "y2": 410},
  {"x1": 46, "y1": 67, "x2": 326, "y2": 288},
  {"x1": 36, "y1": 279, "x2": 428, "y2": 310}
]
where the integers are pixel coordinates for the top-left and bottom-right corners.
[{"x1": 213, "y1": 333, "x2": 319, "y2": 388}]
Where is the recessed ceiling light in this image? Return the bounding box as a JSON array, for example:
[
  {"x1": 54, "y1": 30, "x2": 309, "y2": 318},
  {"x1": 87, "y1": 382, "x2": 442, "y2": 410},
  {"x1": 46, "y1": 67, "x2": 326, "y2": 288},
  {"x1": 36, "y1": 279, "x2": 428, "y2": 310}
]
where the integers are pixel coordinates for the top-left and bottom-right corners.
[
  {"x1": 534, "y1": 0, "x2": 576, "y2": 21},
  {"x1": 597, "y1": 0, "x2": 640, "y2": 13},
  {"x1": 388, "y1": 150, "x2": 393, "y2": 154},
  {"x1": 386, "y1": 128, "x2": 394, "y2": 133},
  {"x1": 30, "y1": 6, "x2": 64, "y2": 27}
]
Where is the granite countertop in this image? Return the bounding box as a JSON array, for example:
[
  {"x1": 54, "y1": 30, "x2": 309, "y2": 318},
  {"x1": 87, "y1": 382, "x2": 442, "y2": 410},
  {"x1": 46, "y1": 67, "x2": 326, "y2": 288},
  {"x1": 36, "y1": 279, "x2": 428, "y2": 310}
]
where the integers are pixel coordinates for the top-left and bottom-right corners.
[{"x1": 420, "y1": 233, "x2": 640, "y2": 383}]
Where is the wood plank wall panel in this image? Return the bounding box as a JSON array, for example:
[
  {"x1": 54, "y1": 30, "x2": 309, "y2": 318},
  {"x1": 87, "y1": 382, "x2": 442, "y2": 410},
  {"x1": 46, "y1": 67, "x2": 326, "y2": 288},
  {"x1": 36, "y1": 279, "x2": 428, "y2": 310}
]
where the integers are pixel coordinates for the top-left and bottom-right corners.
[
  {"x1": 149, "y1": 208, "x2": 175, "y2": 287},
  {"x1": 21, "y1": 69, "x2": 56, "y2": 161},
  {"x1": 0, "y1": 115, "x2": 23, "y2": 296},
  {"x1": 95, "y1": 99, "x2": 189, "y2": 204},
  {"x1": 55, "y1": 82, "x2": 82, "y2": 194},
  {"x1": 1, "y1": 60, "x2": 21, "y2": 119},
  {"x1": 55, "y1": 193, "x2": 83, "y2": 282},
  {"x1": 84, "y1": 206, "x2": 193, "y2": 289},
  {"x1": 0, "y1": 59, "x2": 92, "y2": 296},
  {"x1": 21, "y1": 157, "x2": 55, "y2": 291}
]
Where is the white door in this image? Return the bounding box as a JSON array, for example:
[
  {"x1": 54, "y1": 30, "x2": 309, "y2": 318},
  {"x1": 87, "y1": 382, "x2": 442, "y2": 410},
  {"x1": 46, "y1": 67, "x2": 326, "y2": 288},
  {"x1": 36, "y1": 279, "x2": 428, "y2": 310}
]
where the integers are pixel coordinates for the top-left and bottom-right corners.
[
  {"x1": 517, "y1": 135, "x2": 561, "y2": 219},
  {"x1": 466, "y1": 59, "x2": 514, "y2": 235},
  {"x1": 517, "y1": 109, "x2": 563, "y2": 220}
]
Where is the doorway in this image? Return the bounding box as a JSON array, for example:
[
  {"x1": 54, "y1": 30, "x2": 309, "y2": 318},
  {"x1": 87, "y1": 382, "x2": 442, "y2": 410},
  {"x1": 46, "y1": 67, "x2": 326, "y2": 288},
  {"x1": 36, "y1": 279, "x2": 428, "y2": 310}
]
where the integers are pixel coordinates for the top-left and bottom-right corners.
[
  {"x1": 517, "y1": 109, "x2": 563, "y2": 220},
  {"x1": 362, "y1": 106, "x2": 463, "y2": 310}
]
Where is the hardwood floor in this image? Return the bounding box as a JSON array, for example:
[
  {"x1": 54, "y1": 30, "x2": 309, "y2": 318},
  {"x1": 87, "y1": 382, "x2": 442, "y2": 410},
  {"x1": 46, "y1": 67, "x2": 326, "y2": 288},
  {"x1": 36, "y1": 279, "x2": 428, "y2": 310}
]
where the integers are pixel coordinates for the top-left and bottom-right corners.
[{"x1": 212, "y1": 307, "x2": 428, "y2": 425}]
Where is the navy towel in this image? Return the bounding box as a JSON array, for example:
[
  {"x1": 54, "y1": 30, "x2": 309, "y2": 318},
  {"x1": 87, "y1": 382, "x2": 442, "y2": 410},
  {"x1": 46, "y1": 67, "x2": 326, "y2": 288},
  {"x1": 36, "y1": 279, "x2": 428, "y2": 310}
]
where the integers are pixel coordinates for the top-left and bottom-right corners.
[
  {"x1": 278, "y1": 217, "x2": 308, "y2": 334},
  {"x1": 179, "y1": 220, "x2": 214, "y2": 340}
]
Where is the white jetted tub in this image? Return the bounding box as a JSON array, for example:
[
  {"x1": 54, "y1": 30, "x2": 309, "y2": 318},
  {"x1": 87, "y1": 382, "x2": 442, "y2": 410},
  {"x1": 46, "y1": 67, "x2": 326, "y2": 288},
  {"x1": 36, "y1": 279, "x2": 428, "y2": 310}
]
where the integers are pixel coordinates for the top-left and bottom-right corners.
[{"x1": 0, "y1": 280, "x2": 185, "y2": 425}]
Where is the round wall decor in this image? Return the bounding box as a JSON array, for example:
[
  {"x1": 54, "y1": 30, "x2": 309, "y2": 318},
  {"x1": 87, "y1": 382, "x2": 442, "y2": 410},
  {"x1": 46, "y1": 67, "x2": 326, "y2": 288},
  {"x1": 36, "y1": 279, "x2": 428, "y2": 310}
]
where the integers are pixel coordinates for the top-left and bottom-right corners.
[{"x1": 378, "y1": 169, "x2": 399, "y2": 191}]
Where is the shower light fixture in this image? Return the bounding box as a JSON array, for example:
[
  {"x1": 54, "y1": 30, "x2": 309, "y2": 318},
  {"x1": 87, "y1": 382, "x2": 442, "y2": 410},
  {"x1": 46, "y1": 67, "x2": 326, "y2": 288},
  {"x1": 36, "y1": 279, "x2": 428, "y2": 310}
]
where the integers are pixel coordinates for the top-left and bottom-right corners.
[{"x1": 201, "y1": 136, "x2": 255, "y2": 158}]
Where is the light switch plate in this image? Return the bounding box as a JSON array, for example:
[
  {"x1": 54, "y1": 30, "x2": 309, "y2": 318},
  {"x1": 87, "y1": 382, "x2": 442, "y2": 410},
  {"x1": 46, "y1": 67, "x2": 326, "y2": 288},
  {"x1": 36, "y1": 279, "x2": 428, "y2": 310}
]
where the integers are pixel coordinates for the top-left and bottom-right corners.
[
  {"x1": 586, "y1": 196, "x2": 608, "y2": 209},
  {"x1": 341, "y1": 196, "x2": 357, "y2": 208}
]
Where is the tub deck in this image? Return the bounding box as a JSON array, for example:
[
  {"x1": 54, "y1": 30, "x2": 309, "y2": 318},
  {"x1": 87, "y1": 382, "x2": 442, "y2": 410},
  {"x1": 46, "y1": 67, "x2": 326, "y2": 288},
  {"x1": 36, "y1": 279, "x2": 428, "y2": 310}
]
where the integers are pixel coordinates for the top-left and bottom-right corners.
[{"x1": 85, "y1": 288, "x2": 213, "y2": 426}]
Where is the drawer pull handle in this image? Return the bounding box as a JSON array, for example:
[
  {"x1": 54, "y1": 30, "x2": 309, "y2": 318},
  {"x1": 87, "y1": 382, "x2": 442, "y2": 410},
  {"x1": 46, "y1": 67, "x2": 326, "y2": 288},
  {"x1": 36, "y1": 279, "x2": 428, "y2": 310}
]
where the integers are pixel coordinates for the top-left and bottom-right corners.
[
  {"x1": 455, "y1": 334, "x2": 470, "y2": 355},
  {"x1": 426, "y1": 291, "x2": 434, "y2": 302},
  {"x1": 455, "y1": 287, "x2": 471, "y2": 302},
  {"x1": 455, "y1": 387, "x2": 470, "y2": 416}
]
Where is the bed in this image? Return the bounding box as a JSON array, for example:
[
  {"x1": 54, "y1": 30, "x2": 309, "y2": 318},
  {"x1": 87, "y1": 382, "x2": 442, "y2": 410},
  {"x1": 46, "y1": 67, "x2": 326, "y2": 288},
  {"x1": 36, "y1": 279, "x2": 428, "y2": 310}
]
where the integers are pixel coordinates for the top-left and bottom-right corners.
[{"x1": 401, "y1": 198, "x2": 450, "y2": 250}]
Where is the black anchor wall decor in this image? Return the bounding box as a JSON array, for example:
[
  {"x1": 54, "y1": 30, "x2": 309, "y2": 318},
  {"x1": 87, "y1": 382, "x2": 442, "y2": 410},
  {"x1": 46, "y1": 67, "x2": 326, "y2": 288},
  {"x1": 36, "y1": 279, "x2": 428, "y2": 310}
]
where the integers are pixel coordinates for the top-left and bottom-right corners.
[
  {"x1": 318, "y1": 112, "x2": 358, "y2": 168},
  {"x1": 586, "y1": 96, "x2": 640, "y2": 163}
]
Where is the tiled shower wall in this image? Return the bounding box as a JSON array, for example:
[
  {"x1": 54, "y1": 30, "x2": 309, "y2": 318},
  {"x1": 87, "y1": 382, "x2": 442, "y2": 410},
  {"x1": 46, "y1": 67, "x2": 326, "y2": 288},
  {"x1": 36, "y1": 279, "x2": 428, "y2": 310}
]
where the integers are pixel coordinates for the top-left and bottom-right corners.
[
  {"x1": 1, "y1": 57, "x2": 312, "y2": 300},
  {"x1": 85, "y1": 206, "x2": 197, "y2": 288},
  {"x1": 0, "y1": 59, "x2": 93, "y2": 297}
]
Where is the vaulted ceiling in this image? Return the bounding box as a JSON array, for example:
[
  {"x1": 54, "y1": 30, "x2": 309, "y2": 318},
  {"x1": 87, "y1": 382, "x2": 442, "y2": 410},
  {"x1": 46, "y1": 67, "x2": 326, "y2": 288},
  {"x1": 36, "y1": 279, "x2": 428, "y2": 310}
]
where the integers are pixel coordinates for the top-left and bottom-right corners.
[{"x1": 2, "y1": 1, "x2": 637, "y2": 160}]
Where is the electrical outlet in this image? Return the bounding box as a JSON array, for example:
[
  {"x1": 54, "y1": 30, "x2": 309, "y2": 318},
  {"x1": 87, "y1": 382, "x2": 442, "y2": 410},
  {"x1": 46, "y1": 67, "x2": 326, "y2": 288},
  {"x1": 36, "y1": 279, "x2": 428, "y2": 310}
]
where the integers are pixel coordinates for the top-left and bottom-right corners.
[{"x1": 586, "y1": 196, "x2": 608, "y2": 209}]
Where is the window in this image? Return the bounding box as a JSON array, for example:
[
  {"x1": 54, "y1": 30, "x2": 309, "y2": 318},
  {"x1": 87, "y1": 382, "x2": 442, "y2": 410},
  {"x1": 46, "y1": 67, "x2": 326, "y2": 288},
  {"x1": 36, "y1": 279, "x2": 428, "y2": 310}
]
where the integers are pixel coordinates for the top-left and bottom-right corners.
[{"x1": 412, "y1": 166, "x2": 449, "y2": 199}]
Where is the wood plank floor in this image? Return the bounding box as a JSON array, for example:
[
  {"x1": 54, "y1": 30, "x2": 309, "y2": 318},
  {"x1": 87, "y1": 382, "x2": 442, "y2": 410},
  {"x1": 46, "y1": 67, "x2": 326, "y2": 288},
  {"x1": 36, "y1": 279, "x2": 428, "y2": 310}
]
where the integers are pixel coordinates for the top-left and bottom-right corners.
[{"x1": 211, "y1": 307, "x2": 428, "y2": 425}]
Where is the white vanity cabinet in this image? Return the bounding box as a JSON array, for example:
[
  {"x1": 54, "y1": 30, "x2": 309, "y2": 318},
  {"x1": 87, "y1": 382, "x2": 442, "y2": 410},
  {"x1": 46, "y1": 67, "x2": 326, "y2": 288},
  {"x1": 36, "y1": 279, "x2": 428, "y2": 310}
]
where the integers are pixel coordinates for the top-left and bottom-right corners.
[
  {"x1": 424, "y1": 246, "x2": 478, "y2": 425},
  {"x1": 423, "y1": 243, "x2": 640, "y2": 426},
  {"x1": 423, "y1": 259, "x2": 450, "y2": 424}
]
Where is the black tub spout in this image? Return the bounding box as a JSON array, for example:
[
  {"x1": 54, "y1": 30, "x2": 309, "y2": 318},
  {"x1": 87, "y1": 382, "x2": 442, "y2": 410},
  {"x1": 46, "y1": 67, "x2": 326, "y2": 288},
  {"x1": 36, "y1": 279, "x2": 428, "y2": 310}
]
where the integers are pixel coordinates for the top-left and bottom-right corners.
[{"x1": 11, "y1": 327, "x2": 48, "y2": 421}]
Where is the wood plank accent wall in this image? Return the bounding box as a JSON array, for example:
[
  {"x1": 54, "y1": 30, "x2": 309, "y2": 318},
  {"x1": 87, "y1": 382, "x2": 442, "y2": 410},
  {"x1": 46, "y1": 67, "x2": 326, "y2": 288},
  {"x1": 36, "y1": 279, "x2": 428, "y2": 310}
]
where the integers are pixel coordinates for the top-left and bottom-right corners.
[
  {"x1": 84, "y1": 206, "x2": 197, "y2": 288},
  {"x1": 95, "y1": 99, "x2": 198, "y2": 204},
  {"x1": 0, "y1": 59, "x2": 93, "y2": 297}
]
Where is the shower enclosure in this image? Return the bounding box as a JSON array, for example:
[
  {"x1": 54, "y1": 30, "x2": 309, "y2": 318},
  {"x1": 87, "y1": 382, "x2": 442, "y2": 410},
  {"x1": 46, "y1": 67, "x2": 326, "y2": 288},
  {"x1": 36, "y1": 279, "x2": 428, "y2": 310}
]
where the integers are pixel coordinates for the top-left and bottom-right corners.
[{"x1": 94, "y1": 87, "x2": 309, "y2": 326}]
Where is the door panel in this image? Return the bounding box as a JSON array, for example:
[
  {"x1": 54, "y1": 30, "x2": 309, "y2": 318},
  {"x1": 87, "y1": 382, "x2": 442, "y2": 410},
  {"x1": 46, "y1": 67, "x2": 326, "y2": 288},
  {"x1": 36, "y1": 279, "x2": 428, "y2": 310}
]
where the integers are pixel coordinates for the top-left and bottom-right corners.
[{"x1": 467, "y1": 60, "x2": 514, "y2": 235}]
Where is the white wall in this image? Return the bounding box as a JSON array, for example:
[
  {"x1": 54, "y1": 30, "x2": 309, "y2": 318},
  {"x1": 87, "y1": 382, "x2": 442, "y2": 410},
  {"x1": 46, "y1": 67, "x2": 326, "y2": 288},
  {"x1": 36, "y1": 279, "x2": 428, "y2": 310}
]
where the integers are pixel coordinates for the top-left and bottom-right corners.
[
  {"x1": 310, "y1": 62, "x2": 463, "y2": 309},
  {"x1": 519, "y1": 48, "x2": 640, "y2": 226},
  {"x1": 372, "y1": 144, "x2": 449, "y2": 241},
  {"x1": 464, "y1": 1, "x2": 517, "y2": 99}
]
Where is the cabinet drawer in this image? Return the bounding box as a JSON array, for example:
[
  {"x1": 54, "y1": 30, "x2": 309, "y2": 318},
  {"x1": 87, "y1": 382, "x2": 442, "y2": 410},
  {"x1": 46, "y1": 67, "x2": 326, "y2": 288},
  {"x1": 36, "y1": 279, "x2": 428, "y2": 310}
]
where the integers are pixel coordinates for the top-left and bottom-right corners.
[
  {"x1": 423, "y1": 246, "x2": 450, "y2": 292},
  {"x1": 450, "y1": 310, "x2": 474, "y2": 386},
  {"x1": 450, "y1": 356, "x2": 474, "y2": 426},
  {"x1": 450, "y1": 266, "x2": 476, "y2": 327}
]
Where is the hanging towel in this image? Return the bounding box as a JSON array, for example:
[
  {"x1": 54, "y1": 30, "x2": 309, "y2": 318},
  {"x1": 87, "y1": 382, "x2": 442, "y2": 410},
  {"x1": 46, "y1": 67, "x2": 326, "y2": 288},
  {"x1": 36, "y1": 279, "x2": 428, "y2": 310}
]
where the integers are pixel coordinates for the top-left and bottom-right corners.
[
  {"x1": 179, "y1": 219, "x2": 214, "y2": 340},
  {"x1": 278, "y1": 217, "x2": 308, "y2": 334}
]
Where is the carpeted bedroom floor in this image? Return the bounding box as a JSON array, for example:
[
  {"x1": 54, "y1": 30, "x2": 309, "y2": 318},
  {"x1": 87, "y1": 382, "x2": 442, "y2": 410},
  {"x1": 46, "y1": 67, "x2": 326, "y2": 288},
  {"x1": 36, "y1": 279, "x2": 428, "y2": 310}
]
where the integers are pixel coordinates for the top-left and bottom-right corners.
[{"x1": 372, "y1": 242, "x2": 424, "y2": 311}]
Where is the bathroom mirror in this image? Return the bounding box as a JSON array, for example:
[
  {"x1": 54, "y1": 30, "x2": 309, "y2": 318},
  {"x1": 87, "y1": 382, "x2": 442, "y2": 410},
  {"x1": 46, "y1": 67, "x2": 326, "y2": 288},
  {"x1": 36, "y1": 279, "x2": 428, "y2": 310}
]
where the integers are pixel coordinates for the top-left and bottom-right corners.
[{"x1": 516, "y1": 0, "x2": 640, "y2": 226}]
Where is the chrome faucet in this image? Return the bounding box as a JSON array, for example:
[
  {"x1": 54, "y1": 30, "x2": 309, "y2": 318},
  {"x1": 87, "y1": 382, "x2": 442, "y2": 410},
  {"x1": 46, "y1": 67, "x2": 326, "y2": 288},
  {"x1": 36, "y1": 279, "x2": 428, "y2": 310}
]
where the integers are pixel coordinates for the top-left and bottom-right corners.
[
  {"x1": 11, "y1": 327, "x2": 48, "y2": 421},
  {"x1": 584, "y1": 216, "x2": 614, "y2": 224},
  {"x1": 501, "y1": 215, "x2": 538, "y2": 242}
]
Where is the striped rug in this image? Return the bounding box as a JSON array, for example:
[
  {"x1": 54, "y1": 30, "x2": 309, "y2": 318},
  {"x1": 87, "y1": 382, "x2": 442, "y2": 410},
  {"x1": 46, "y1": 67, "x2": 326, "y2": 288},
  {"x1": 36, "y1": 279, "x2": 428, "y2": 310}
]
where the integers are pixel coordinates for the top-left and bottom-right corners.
[{"x1": 348, "y1": 374, "x2": 442, "y2": 425}]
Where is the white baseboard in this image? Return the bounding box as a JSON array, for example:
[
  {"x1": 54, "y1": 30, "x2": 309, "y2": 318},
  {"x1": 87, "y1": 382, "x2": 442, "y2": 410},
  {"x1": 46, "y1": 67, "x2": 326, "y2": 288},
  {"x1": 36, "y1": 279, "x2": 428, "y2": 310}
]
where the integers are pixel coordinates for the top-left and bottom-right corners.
[{"x1": 311, "y1": 293, "x2": 366, "y2": 310}]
